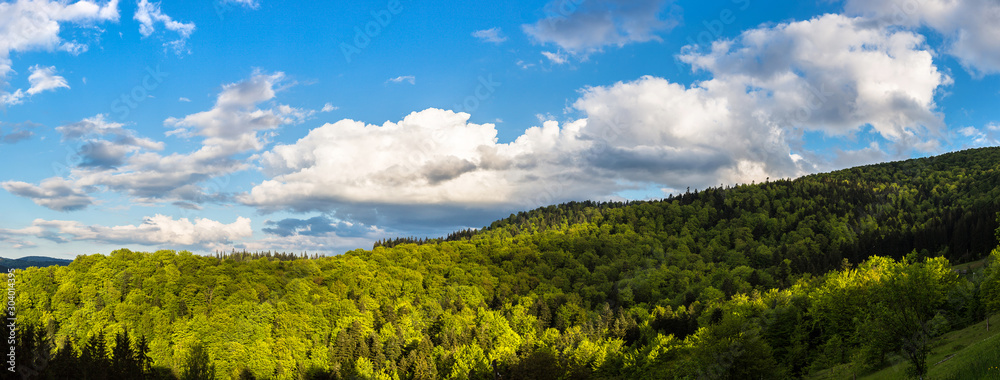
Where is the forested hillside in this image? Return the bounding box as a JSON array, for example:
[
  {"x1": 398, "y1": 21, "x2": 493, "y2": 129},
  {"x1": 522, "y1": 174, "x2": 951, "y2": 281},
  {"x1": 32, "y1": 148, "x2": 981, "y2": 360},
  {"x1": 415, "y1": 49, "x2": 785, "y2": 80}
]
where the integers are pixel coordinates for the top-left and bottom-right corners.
[
  {"x1": 0, "y1": 256, "x2": 72, "y2": 272},
  {"x1": 8, "y1": 147, "x2": 1000, "y2": 379}
]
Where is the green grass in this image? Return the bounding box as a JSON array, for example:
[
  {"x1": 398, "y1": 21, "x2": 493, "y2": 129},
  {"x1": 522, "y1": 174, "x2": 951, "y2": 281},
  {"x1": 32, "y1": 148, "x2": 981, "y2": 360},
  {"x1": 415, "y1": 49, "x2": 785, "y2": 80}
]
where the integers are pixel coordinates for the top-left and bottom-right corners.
[
  {"x1": 805, "y1": 313, "x2": 1000, "y2": 379},
  {"x1": 952, "y1": 257, "x2": 991, "y2": 273}
]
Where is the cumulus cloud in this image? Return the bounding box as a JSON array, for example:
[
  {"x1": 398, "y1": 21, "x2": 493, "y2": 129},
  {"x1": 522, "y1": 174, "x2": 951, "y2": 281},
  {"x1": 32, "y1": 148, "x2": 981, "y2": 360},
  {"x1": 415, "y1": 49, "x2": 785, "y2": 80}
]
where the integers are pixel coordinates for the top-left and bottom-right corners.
[
  {"x1": 6, "y1": 71, "x2": 293, "y2": 209},
  {"x1": 321, "y1": 103, "x2": 338, "y2": 112},
  {"x1": 679, "y1": 14, "x2": 949, "y2": 151},
  {"x1": 0, "y1": 0, "x2": 118, "y2": 103},
  {"x1": 572, "y1": 76, "x2": 802, "y2": 187},
  {"x1": 72, "y1": 71, "x2": 289, "y2": 204},
  {"x1": 844, "y1": 0, "x2": 1000, "y2": 76},
  {"x1": 523, "y1": 0, "x2": 679, "y2": 55},
  {"x1": 472, "y1": 27, "x2": 507, "y2": 44},
  {"x1": 165, "y1": 70, "x2": 286, "y2": 151},
  {"x1": 239, "y1": 13, "x2": 952, "y2": 233},
  {"x1": 56, "y1": 114, "x2": 163, "y2": 168},
  {"x1": 0, "y1": 215, "x2": 252, "y2": 251},
  {"x1": 240, "y1": 108, "x2": 599, "y2": 224},
  {"x1": 2, "y1": 177, "x2": 94, "y2": 211},
  {"x1": 134, "y1": 0, "x2": 195, "y2": 54},
  {"x1": 57, "y1": 114, "x2": 154, "y2": 144},
  {"x1": 26, "y1": 65, "x2": 69, "y2": 95}
]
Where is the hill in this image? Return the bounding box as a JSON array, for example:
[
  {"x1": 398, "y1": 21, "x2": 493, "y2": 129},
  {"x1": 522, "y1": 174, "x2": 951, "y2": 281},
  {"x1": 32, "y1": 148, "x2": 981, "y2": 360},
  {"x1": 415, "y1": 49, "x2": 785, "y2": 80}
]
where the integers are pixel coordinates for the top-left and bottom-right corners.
[
  {"x1": 6, "y1": 147, "x2": 1000, "y2": 379},
  {"x1": 0, "y1": 256, "x2": 73, "y2": 272}
]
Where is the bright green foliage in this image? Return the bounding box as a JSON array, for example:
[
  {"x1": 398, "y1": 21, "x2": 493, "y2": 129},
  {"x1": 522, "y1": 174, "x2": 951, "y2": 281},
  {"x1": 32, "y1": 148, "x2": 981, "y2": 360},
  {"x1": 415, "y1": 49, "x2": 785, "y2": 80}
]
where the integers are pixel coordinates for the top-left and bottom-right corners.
[
  {"x1": 7, "y1": 147, "x2": 1000, "y2": 379},
  {"x1": 981, "y1": 249, "x2": 1000, "y2": 314}
]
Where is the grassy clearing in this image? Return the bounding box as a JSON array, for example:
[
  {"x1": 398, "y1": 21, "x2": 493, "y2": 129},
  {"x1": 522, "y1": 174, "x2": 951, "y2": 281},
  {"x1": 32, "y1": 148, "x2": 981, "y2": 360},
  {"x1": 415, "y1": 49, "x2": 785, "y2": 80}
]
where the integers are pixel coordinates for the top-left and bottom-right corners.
[
  {"x1": 805, "y1": 313, "x2": 1000, "y2": 379},
  {"x1": 952, "y1": 257, "x2": 991, "y2": 273}
]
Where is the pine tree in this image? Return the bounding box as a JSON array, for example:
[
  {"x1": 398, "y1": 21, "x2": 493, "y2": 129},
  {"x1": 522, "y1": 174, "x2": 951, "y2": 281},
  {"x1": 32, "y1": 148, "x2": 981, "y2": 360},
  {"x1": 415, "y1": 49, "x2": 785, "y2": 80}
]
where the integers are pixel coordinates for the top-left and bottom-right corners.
[
  {"x1": 181, "y1": 343, "x2": 216, "y2": 380},
  {"x1": 80, "y1": 331, "x2": 110, "y2": 380},
  {"x1": 136, "y1": 335, "x2": 152, "y2": 376},
  {"x1": 111, "y1": 330, "x2": 140, "y2": 379}
]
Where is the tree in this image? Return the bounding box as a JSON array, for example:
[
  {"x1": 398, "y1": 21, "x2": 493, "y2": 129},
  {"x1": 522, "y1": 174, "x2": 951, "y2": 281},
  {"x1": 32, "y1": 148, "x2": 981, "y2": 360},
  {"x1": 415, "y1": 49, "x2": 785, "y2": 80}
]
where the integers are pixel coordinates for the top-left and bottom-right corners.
[
  {"x1": 136, "y1": 335, "x2": 153, "y2": 377},
  {"x1": 111, "y1": 330, "x2": 141, "y2": 378},
  {"x1": 50, "y1": 337, "x2": 79, "y2": 379},
  {"x1": 980, "y1": 249, "x2": 1000, "y2": 332},
  {"x1": 181, "y1": 343, "x2": 216, "y2": 380},
  {"x1": 858, "y1": 257, "x2": 958, "y2": 378},
  {"x1": 81, "y1": 331, "x2": 110, "y2": 380}
]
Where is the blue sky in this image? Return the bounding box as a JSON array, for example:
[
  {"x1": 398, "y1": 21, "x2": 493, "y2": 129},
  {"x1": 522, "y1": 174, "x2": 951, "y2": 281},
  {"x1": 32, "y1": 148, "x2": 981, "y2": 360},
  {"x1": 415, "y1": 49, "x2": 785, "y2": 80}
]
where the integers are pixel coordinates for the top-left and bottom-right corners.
[{"x1": 1, "y1": 0, "x2": 999, "y2": 259}]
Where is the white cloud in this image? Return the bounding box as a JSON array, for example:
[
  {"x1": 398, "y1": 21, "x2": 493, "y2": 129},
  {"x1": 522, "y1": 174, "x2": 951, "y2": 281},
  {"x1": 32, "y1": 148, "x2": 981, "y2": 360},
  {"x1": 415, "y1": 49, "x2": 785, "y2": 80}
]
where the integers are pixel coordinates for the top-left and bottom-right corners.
[
  {"x1": 165, "y1": 70, "x2": 286, "y2": 151},
  {"x1": 844, "y1": 0, "x2": 1000, "y2": 76},
  {"x1": 0, "y1": 89, "x2": 25, "y2": 106},
  {"x1": 679, "y1": 14, "x2": 949, "y2": 151},
  {"x1": 386, "y1": 75, "x2": 415, "y2": 85},
  {"x1": 954, "y1": 125, "x2": 998, "y2": 148},
  {"x1": 240, "y1": 108, "x2": 598, "y2": 220},
  {"x1": 321, "y1": 103, "x2": 338, "y2": 112},
  {"x1": 72, "y1": 71, "x2": 290, "y2": 203},
  {"x1": 472, "y1": 27, "x2": 507, "y2": 44},
  {"x1": 134, "y1": 0, "x2": 195, "y2": 54},
  {"x1": 55, "y1": 114, "x2": 164, "y2": 168},
  {"x1": 179, "y1": 97, "x2": 190, "y2": 102},
  {"x1": 277, "y1": 104, "x2": 315, "y2": 124},
  {"x1": 958, "y1": 126, "x2": 979, "y2": 137},
  {"x1": 0, "y1": 0, "x2": 119, "y2": 103},
  {"x1": 5, "y1": 71, "x2": 293, "y2": 210},
  {"x1": 239, "y1": 13, "x2": 955, "y2": 232},
  {"x1": 1, "y1": 177, "x2": 94, "y2": 211},
  {"x1": 541, "y1": 51, "x2": 568, "y2": 65},
  {"x1": 523, "y1": 0, "x2": 679, "y2": 55},
  {"x1": 0, "y1": 235, "x2": 36, "y2": 249},
  {"x1": 26, "y1": 65, "x2": 69, "y2": 95},
  {"x1": 0, "y1": 215, "x2": 252, "y2": 251},
  {"x1": 571, "y1": 76, "x2": 803, "y2": 187}
]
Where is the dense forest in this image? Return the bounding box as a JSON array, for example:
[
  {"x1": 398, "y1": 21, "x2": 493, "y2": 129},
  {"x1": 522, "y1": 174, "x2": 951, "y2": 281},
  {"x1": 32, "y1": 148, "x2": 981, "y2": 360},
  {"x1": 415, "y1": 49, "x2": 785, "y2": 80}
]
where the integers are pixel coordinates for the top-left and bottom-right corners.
[{"x1": 6, "y1": 147, "x2": 1000, "y2": 379}]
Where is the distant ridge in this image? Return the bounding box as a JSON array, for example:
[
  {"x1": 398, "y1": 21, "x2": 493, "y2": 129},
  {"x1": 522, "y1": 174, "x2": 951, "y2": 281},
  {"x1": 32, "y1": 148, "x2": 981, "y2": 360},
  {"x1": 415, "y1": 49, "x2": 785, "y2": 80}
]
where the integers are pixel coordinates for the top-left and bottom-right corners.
[{"x1": 0, "y1": 256, "x2": 72, "y2": 272}]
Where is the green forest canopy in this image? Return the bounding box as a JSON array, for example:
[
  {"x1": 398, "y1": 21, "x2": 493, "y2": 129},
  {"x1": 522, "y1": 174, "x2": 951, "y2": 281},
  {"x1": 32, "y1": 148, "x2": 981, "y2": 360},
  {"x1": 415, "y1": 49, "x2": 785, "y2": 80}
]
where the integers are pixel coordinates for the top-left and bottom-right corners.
[{"x1": 9, "y1": 147, "x2": 1000, "y2": 379}]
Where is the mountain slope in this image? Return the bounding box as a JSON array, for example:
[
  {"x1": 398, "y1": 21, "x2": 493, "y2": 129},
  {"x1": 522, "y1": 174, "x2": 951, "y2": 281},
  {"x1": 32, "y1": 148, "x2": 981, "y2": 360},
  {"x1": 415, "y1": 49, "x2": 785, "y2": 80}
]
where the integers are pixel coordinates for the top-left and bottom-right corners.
[{"x1": 7, "y1": 147, "x2": 1000, "y2": 379}]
